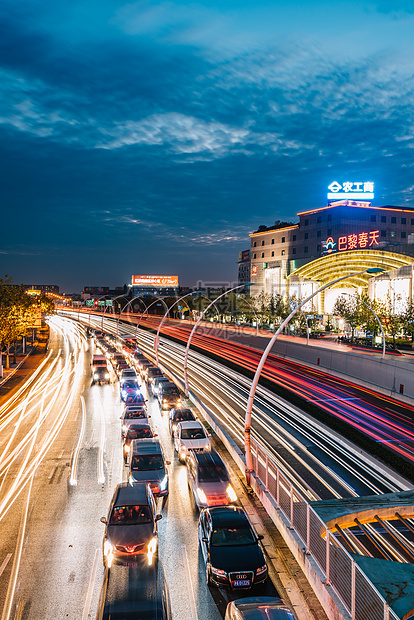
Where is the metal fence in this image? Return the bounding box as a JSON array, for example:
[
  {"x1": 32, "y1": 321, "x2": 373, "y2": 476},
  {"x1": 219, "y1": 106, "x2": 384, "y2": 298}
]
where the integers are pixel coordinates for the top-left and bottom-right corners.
[{"x1": 251, "y1": 438, "x2": 399, "y2": 620}]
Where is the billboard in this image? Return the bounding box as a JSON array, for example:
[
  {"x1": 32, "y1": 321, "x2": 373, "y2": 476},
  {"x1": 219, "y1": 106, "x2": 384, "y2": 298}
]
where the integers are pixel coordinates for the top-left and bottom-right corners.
[
  {"x1": 327, "y1": 181, "x2": 374, "y2": 200},
  {"x1": 132, "y1": 275, "x2": 179, "y2": 287},
  {"x1": 238, "y1": 249, "x2": 250, "y2": 262}
]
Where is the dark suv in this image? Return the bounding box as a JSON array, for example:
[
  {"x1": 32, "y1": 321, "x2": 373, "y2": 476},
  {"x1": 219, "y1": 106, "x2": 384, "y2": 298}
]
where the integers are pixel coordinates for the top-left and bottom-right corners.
[
  {"x1": 199, "y1": 506, "x2": 268, "y2": 589},
  {"x1": 100, "y1": 482, "x2": 161, "y2": 569}
]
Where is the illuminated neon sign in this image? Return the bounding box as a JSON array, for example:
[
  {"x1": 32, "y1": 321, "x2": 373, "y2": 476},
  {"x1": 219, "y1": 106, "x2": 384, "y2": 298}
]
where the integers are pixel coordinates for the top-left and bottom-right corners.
[
  {"x1": 327, "y1": 181, "x2": 374, "y2": 200},
  {"x1": 322, "y1": 230, "x2": 380, "y2": 254}
]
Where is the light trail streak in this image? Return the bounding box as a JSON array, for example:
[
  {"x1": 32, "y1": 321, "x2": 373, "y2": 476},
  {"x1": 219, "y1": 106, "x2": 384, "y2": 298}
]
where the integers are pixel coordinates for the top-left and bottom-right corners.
[{"x1": 69, "y1": 396, "x2": 86, "y2": 487}]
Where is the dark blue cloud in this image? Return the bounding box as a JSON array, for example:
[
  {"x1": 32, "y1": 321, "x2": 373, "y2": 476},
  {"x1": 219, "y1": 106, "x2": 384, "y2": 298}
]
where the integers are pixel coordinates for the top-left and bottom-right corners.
[{"x1": 1, "y1": 0, "x2": 414, "y2": 289}]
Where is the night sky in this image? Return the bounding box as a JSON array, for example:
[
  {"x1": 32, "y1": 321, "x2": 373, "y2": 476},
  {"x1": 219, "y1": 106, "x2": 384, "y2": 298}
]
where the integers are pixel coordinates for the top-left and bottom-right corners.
[{"x1": 2, "y1": 0, "x2": 414, "y2": 292}]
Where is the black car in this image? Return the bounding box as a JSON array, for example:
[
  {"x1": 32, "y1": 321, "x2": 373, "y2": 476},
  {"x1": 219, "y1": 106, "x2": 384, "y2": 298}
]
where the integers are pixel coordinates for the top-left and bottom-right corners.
[
  {"x1": 100, "y1": 482, "x2": 161, "y2": 569},
  {"x1": 96, "y1": 559, "x2": 172, "y2": 620},
  {"x1": 199, "y1": 506, "x2": 268, "y2": 589},
  {"x1": 168, "y1": 408, "x2": 196, "y2": 436}
]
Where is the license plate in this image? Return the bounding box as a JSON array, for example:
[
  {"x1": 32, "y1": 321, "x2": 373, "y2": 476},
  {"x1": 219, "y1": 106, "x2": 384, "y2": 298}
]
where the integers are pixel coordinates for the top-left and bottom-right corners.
[
  {"x1": 124, "y1": 562, "x2": 138, "y2": 567},
  {"x1": 233, "y1": 580, "x2": 250, "y2": 587}
]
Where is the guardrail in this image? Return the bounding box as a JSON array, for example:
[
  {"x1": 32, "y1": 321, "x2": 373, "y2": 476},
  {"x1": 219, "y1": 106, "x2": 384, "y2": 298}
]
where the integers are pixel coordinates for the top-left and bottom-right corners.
[{"x1": 250, "y1": 439, "x2": 400, "y2": 620}]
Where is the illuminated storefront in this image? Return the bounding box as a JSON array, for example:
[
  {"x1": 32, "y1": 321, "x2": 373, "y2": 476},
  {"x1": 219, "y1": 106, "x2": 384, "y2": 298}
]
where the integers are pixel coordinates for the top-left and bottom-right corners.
[{"x1": 246, "y1": 183, "x2": 414, "y2": 313}]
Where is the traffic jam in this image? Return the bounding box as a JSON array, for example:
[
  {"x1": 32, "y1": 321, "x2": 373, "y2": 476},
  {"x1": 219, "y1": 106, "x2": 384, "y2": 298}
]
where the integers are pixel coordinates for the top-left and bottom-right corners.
[{"x1": 90, "y1": 330, "x2": 297, "y2": 619}]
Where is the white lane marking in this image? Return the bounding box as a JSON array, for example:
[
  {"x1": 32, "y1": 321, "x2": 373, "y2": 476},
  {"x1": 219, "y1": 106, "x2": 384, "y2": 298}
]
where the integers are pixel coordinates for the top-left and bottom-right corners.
[
  {"x1": 48, "y1": 464, "x2": 58, "y2": 481},
  {"x1": 181, "y1": 544, "x2": 198, "y2": 620},
  {"x1": 0, "y1": 554, "x2": 12, "y2": 579},
  {"x1": 69, "y1": 396, "x2": 86, "y2": 487},
  {"x1": 82, "y1": 548, "x2": 99, "y2": 620}
]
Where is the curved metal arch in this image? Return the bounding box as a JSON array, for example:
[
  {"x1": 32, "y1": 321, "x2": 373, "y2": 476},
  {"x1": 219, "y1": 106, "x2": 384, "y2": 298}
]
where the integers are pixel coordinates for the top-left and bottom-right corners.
[{"x1": 289, "y1": 249, "x2": 414, "y2": 288}]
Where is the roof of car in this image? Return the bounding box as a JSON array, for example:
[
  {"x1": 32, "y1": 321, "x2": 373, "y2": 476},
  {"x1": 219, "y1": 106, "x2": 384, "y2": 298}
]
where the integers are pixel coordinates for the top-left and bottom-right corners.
[
  {"x1": 170, "y1": 408, "x2": 193, "y2": 416},
  {"x1": 114, "y1": 482, "x2": 150, "y2": 505},
  {"x1": 130, "y1": 438, "x2": 162, "y2": 455},
  {"x1": 190, "y1": 449, "x2": 224, "y2": 467},
  {"x1": 161, "y1": 382, "x2": 178, "y2": 389},
  {"x1": 177, "y1": 420, "x2": 203, "y2": 429},
  {"x1": 208, "y1": 506, "x2": 249, "y2": 526}
]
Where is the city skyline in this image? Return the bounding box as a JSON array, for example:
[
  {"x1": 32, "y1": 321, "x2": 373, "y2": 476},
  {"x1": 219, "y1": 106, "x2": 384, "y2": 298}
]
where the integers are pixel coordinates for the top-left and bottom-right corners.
[{"x1": 2, "y1": 0, "x2": 414, "y2": 290}]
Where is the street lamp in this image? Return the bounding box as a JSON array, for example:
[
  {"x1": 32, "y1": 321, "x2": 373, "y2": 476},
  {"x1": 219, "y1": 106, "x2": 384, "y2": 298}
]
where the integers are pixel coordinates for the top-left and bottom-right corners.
[
  {"x1": 339, "y1": 292, "x2": 386, "y2": 360},
  {"x1": 134, "y1": 297, "x2": 169, "y2": 342},
  {"x1": 116, "y1": 295, "x2": 146, "y2": 337},
  {"x1": 154, "y1": 291, "x2": 221, "y2": 366},
  {"x1": 243, "y1": 268, "x2": 384, "y2": 484},
  {"x1": 101, "y1": 294, "x2": 126, "y2": 331},
  {"x1": 183, "y1": 284, "x2": 251, "y2": 396}
]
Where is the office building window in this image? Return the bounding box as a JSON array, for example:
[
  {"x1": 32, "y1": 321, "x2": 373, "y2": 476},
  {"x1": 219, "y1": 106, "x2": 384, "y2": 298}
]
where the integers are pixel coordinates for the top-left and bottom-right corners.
[
  {"x1": 271, "y1": 251, "x2": 274, "y2": 257},
  {"x1": 402, "y1": 217, "x2": 407, "y2": 224},
  {"x1": 381, "y1": 216, "x2": 386, "y2": 223},
  {"x1": 261, "y1": 252, "x2": 265, "y2": 258},
  {"x1": 317, "y1": 245, "x2": 321, "y2": 252},
  {"x1": 261, "y1": 240, "x2": 265, "y2": 246},
  {"x1": 412, "y1": 219, "x2": 414, "y2": 225},
  {"x1": 282, "y1": 237, "x2": 285, "y2": 243},
  {"x1": 253, "y1": 253, "x2": 256, "y2": 259},
  {"x1": 327, "y1": 229, "x2": 332, "y2": 236},
  {"x1": 253, "y1": 241, "x2": 257, "y2": 247},
  {"x1": 293, "y1": 248, "x2": 296, "y2": 254},
  {"x1": 281, "y1": 249, "x2": 285, "y2": 256},
  {"x1": 305, "y1": 232, "x2": 309, "y2": 240},
  {"x1": 304, "y1": 246, "x2": 308, "y2": 253},
  {"x1": 402, "y1": 231, "x2": 407, "y2": 239},
  {"x1": 304, "y1": 219, "x2": 309, "y2": 226},
  {"x1": 293, "y1": 235, "x2": 296, "y2": 241},
  {"x1": 370, "y1": 215, "x2": 376, "y2": 222},
  {"x1": 327, "y1": 214, "x2": 332, "y2": 221},
  {"x1": 317, "y1": 230, "x2": 321, "y2": 237},
  {"x1": 317, "y1": 216, "x2": 321, "y2": 223},
  {"x1": 391, "y1": 216, "x2": 396, "y2": 224},
  {"x1": 381, "y1": 230, "x2": 386, "y2": 237},
  {"x1": 271, "y1": 239, "x2": 274, "y2": 244},
  {"x1": 391, "y1": 231, "x2": 396, "y2": 238}
]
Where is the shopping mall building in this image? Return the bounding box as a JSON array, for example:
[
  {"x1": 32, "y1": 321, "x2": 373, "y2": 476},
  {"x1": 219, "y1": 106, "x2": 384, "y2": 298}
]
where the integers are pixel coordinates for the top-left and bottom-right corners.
[{"x1": 244, "y1": 183, "x2": 414, "y2": 314}]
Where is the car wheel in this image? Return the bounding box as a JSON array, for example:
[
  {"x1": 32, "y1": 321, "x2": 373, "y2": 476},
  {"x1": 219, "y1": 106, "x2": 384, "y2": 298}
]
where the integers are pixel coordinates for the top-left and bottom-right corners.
[{"x1": 206, "y1": 564, "x2": 213, "y2": 587}]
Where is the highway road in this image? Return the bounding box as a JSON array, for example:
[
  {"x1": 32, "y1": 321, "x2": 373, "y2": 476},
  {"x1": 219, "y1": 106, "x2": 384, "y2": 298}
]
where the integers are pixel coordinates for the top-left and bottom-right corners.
[
  {"x1": 0, "y1": 316, "x2": 290, "y2": 620},
  {"x1": 78, "y1": 311, "x2": 414, "y2": 564}
]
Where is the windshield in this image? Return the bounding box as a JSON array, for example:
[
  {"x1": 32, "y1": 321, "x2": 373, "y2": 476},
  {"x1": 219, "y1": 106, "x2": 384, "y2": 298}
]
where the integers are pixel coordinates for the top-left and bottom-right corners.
[
  {"x1": 174, "y1": 411, "x2": 194, "y2": 422},
  {"x1": 149, "y1": 369, "x2": 162, "y2": 376},
  {"x1": 131, "y1": 455, "x2": 164, "y2": 471},
  {"x1": 127, "y1": 427, "x2": 153, "y2": 439},
  {"x1": 125, "y1": 410, "x2": 147, "y2": 419},
  {"x1": 162, "y1": 386, "x2": 178, "y2": 396},
  {"x1": 198, "y1": 464, "x2": 228, "y2": 482},
  {"x1": 211, "y1": 526, "x2": 256, "y2": 546},
  {"x1": 109, "y1": 505, "x2": 152, "y2": 525},
  {"x1": 123, "y1": 382, "x2": 139, "y2": 389},
  {"x1": 181, "y1": 428, "x2": 206, "y2": 440}
]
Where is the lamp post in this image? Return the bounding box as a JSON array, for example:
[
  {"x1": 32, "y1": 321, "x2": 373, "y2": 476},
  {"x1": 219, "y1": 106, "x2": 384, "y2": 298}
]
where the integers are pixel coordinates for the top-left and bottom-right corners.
[
  {"x1": 183, "y1": 284, "x2": 251, "y2": 397},
  {"x1": 88, "y1": 294, "x2": 108, "y2": 328},
  {"x1": 101, "y1": 294, "x2": 126, "y2": 331},
  {"x1": 340, "y1": 292, "x2": 386, "y2": 360},
  {"x1": 134, "y1": 297, "x2": 169, "y2": 341},
  {"x1": 235, "y1": 294, "x2": 259, "y2": 337},
  {"x1": 243, "y1": 268, "x2": 384, "y2": 484},
  {"x1": 154, "y1": 291, "x2": 221, "y2": 366},
  {"x1": 116, "y1": 295, "x2": 146, "y2": 337}
]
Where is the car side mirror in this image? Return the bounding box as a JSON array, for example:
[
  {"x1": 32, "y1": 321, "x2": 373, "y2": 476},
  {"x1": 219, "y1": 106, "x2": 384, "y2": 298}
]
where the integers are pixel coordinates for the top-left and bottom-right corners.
[
  {"x1": 156, "y1": 514, "x2": 162, "y2": 521},
  {"x1": 257, "y1": 534, "x2": 264, "y2": 540},
  {"x1": 100, "y1": 517, "x2": 107, "y2": 524},
  {"x1": 202, "y1": 537, "x2": 208, "y2": 543},
  {"x1": 166, "y1": 461, "x2": 171, "y2": 466},
  {"x1": 119, "y1": 416, "x2": 123, "y2": 419},
  {"x1": 153, "y1": 434, "x2": 158, "y2": 437},
  {"x1": 147, "y1": 415, "x2": 151, "y2": 418}
]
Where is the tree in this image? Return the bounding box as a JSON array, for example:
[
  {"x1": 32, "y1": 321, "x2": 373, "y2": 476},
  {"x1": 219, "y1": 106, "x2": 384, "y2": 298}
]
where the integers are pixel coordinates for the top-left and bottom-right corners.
[
  {"x1": 400, "y1": 299, "x2": 414, "y2": 347},
  {"x1": 332, "y1": 294, "x2": 361, "y2": 342}
]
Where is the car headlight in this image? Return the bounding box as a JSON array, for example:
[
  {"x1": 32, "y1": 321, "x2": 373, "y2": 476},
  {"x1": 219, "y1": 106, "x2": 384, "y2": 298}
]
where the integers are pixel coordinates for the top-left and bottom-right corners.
[
  {"x1": 124, "y1": 445, "x2": 130, "y2": 453},
  {"x1": 196, "y1": 488, "x2": 207, "y2": 504},
  {"x1": 94, "y1": 373, "x2": 99, "y2": 379},
  {"x1": 211, "y1": 566, "x2": 227, "y2": 577},
  {"x1": 105, "y1": 373, "x2": 109, "y2": 379},
  {"x1": 256, "y1": 564, "x2": 267, "y2": 575},
  {"x1": 104, "y1": 539, "x2": 115, "y2": 566},
  {"x1": 172, "y1": 424, "x2": 177, "y2": 432},
  {"x1": 122, "y1": 424, "x2": 128, "y2": 431},
  {"x1": 226, "y1": 484, "x2": 237, "y2": 502},
  {"x1": 147, "y1": 537, "x2": 158, "y2": 566}
]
